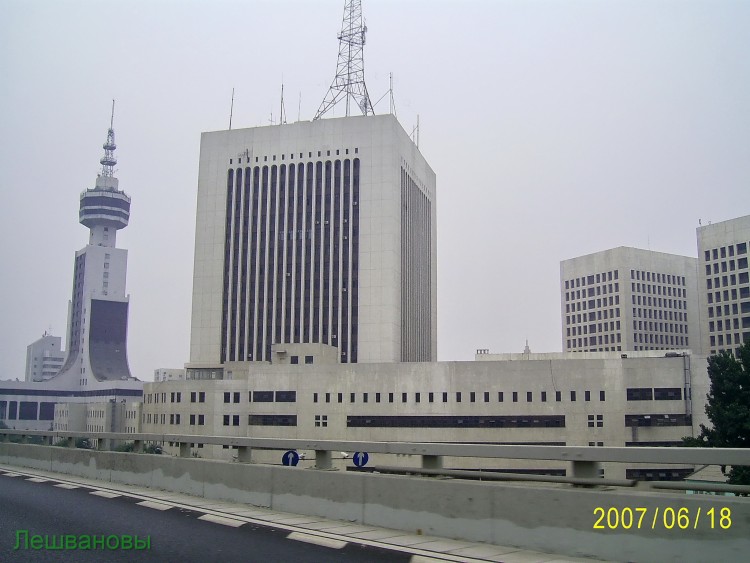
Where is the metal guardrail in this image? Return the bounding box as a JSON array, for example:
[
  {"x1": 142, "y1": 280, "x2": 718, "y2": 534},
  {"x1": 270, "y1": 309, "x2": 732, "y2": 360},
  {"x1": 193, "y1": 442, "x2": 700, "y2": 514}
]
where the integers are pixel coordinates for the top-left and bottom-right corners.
[{"x1": 2, "y1": 429, "x2": 749, "y2": 492}]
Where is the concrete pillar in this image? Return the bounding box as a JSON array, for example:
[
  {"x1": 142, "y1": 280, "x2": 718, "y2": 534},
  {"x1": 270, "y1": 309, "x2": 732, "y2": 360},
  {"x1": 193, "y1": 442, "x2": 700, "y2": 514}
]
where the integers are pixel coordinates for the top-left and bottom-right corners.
[
  {"x1": 237, "y1": 446, "x2": 252, "y2": 463},
  {"x1": 422, "y1": 455, "x2": 443, "y2": 469},
  {"x1": 314, "y1": 449, "x2": 333, "y2": 470},
  {"x1": 179, "y1": 442, "x2": 191, "y2": 458},
  {"x1": 570, "y1": 460, "x2": 599, "y2": 481}
]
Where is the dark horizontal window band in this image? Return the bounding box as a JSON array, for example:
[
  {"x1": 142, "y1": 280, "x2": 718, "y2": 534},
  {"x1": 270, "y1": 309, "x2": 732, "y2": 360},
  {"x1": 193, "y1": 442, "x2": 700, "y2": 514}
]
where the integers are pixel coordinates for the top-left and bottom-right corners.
[
  {"x1": 252, "y1": 391, "x2": 274, "y2": 402},
  {"x1": 275, "y1": 391, "x2": 297, "y2": 402},
  {"x1": 79, "y1": 208, "x2": 130, "y2": 221},
  {"x1": 0, "y1": 388, "x2": 142, "y2": 398},
  {"x1": 654, "y1": 387, "x2": 682, "y2": 400},
  {"x1": 625, "y1": 468, "x2": 694, "y2": 481},
  {"x1": 248, "y1": 415, "x2": 297, "y2": 426},
  {"x1": 79, "y1": 196, "x2": 131, "y2": 212},
  {"x1": 625, "y1": 414, "x2": 691, "y2": 427},
  {"x1": 625, "y1": 441, "x2": 684, "y2": 447},
  {"x1": 346, "y1": 415, "x2": 565, "y2": 428}
]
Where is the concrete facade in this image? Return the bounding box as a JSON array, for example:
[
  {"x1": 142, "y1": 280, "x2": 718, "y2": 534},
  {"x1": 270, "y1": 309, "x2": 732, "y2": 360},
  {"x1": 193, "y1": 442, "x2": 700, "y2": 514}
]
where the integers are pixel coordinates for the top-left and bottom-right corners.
[
  {"x1": 142, "y1": 352, "x2": 707, "y2": 480},
  {"x1": 153, "y1": 368, "x2": 186, "y2": 382},
  {"x1": 189, "y1": 114, "x2": 437, "y2": 372},
  {"x1": 560, "y1": 247, "x2": 698, "y2": 353},
  {"x1": 696, "y1": 214, "x2": 750, "y2": 356},
  {"x1": 3, "y1": 444, "x2": 747, "y2": 563},
  {"x1": 25, "y1": 333, "x2": 65, "y2": 382}
]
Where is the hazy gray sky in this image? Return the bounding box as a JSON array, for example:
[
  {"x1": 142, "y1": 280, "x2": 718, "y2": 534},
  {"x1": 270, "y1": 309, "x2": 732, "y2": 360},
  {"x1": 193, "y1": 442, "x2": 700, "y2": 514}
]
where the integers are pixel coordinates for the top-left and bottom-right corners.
[{"x1": 1, "y1": 0, "x2": 748, "y2": 381}]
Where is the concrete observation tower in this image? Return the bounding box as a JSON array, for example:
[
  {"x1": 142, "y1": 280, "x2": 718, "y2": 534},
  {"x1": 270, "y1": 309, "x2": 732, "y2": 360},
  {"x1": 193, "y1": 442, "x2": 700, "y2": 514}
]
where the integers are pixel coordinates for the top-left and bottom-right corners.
[{"x1": 53, "y1": 102, "x2": 137, "y2": 387}]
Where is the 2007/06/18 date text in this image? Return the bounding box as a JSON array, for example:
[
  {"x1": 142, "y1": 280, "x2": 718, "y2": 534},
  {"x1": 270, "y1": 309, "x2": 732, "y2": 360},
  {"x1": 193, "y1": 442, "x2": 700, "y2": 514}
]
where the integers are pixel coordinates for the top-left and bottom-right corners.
[{"x1": 593, "y1": 507, "x2": 732, "y2": 530}]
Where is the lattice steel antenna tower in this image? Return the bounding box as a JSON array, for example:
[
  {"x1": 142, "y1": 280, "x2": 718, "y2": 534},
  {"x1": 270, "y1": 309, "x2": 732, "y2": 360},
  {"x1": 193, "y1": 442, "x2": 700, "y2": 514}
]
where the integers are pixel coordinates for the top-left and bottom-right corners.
[{"x1": 314, "y1": 0, "x2": 374, "y2": 120}]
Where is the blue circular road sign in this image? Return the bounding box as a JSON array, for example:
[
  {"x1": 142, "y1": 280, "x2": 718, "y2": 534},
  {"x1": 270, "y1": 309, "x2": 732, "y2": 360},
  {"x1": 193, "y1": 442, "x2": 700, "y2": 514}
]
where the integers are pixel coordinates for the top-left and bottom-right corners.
[
  {"x1": 282, "y1": 450, "x2": 300, "y2": 466},
  {"x1": 353, "y1": 451, "x2": 369, "y2": 467}
]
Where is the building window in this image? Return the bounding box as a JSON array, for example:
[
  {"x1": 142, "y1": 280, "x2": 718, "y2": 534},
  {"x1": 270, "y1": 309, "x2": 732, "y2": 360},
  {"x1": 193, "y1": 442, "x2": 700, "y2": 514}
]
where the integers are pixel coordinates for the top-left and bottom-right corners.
[
  {"x1": 556, "y1": 391, "x2": 561, "y2": 402},
  {"x1": 627, "y1": 388, "x2": 653, "y2": 401},
  {"x1": 456, "y1": 392, "x2": 462, "y2": 403},
  {"x1": 541, "y1": 391, "x2": 547, "y2": 402},
  {"x1": 223, "y1": 415, "x2": 230, "y2": 426},
  {"x1": 402, "y1": 392, "x2": 407, "y2": 403},
  {"x1": 600, "y1": 391, "x2": 605, "y2": 401},
  {"x1": 470, "y1": 392, "x2": 476, "y2": 403},
  {"x1": 512, "y1": 392, "x2": 518, "y2": 402},
  {"x1": 526, "y1": 391, "x2": 532, "y2": 402},
  {"x1": 498, "y1": 392, "x2": 504, "y2": 402},
  {"x1": 315, "y1": 415, "x2": 328, "y2": 428},
  {"x1": 291, "y1": 356, "x2": 299, "y2": 364},
  {"x1": 223, "y1": 392, "x2": 230, "y2": 403},
  {"x1": 585, "y1": 390, "x2": 591, "y2": 402},
  {"x1": 570, "y1": 391, "x2": 577, "y2": 402},
  {"x1": 305, "y1": 355, "x2": 314, "y2": 364},
  {"x1": 484, "y1": 391, "x2": 490, "y2": 402},
  {"x1": 363, "y1": 393, "x2": 369, "y2": 403},
  {"x1": 233, "y1": 415, "x2": 240, "y2": 426}
]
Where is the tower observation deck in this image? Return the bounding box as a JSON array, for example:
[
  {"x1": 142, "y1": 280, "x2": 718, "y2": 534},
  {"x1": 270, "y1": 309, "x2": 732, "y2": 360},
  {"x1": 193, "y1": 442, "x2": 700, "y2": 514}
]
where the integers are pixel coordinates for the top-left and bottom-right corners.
[{"x1": 79, "y1": 101, "x2": 131, "y2": 246}]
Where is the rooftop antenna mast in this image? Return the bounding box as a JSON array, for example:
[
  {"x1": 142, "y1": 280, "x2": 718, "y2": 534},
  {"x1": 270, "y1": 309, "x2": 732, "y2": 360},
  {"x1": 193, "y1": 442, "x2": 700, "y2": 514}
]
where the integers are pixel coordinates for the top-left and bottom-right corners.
[
  {"x1": 100, "y1": 100, "x2": 117, "y2": 177},
  {"x1": 314, "y1": 0, "x2": 374, "y2": 120},
  {"x1": 280, "y1": 82, "x2": 287, "y2": 124},
  {"x1": 229, "y1": 88, "x2": 235, "y2": 130}
]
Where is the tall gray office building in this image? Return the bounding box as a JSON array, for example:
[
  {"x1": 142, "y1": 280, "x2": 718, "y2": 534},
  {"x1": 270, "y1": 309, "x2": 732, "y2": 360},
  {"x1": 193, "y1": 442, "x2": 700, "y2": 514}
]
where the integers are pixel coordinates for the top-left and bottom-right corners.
[
  {"x1": 561, "y1": 247, "x2": 698, "y2": 353},
  {"x1": 696, "y1": 214, "x2": 750, "y2": 356},
  {"x1": 189, "y1": 114, "x2": 437, "y2": 370}
]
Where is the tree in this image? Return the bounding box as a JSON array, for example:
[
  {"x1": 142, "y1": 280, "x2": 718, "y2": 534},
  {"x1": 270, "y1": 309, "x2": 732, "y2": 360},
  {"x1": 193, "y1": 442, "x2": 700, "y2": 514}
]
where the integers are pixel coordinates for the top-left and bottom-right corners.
[{"x1": 684, "y1": 342, "x2": 750, "y2": 486}]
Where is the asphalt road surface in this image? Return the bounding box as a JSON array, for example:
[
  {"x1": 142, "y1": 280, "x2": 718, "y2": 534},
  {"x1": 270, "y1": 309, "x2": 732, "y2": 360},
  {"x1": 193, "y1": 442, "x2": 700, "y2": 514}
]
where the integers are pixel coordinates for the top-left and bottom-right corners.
[{"x1": 0, "y1": 470, "x2": 415, "y2": 562}]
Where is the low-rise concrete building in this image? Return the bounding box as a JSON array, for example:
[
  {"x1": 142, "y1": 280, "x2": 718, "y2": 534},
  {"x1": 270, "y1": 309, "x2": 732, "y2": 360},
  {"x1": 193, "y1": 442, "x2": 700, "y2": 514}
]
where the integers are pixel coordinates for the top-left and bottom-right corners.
[{"x1": 142, "y1": 350, "x2": 707, "y2": 480}]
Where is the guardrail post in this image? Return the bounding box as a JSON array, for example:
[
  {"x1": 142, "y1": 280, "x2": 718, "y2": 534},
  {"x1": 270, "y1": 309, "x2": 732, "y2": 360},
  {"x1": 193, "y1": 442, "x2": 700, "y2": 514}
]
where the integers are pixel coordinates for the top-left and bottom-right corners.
[
  {"x1": 314, "y1": 449, "x2": 334, "y2": 470},
  {"x1": 237, "y1": 446, "x2": 252, "y2": 463},
  {"x1": 422, "y1": 455, "x2": 443, "y2": 469},
  {"x1": 179, "y1": 442, "x2": 191, "y2": 458},
  {"x1": 133, "y1": 440, "x2": 144, "y2": 453},
  {"x1": 570, "y1": 460, "x2": 599, "y2": 481}
]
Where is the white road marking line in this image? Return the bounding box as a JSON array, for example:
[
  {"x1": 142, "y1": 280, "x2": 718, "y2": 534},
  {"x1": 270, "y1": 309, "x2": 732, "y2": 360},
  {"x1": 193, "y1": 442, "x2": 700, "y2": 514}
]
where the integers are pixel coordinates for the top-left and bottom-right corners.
[
  {"x1": 2, "y1": 473, "x2": 21, "y2": 477},
  {"x1": 90, "y1": 490, "x2": 121, "y2": 498},
  {"x1": 198, "y1": 514, "x2": 245, "y2": 528},
  {"x1": 53, "y1": 483, "x2": 79, "y2": 489},
  {"x1": 136, "y1": 500, "x2": 172, "y2": 511},
  {"x1": 287, "y1": 531, "x2": 347, "y2": 550},
  {"x1": 410, "y1": 556, "x2": 447, "y2": 563},
  {"x1": 26, "y1": 477, "x2": 49, "y2": 482}
]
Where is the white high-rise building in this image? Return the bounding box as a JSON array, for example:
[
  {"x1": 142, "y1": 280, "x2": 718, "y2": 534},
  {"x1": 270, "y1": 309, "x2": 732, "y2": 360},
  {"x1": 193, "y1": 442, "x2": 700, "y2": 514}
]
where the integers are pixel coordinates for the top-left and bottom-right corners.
[
  {"x1": 52, "y1": 109, "x2": 137, "y2": 387},
  {"x1": 560, "y1": 247, "x2": 698, "y2": 353},
  {"x1": 188, "y1": 114, "x2": 436, "y2": 376},
  {"x1": 696, "y1": 215, "x2": 750, "y2": 356},
  {"x1": 25, "y1": 333, "x2": 65, "y2": 382}
]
